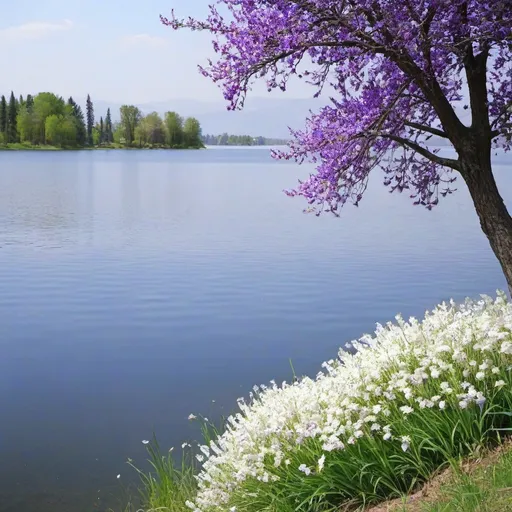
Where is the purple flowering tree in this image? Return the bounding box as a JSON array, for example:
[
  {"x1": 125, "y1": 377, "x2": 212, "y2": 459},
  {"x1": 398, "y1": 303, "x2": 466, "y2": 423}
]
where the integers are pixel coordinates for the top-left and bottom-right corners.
[{"x1": 162, "y1": 1, "x2": 512, "y2": 290}]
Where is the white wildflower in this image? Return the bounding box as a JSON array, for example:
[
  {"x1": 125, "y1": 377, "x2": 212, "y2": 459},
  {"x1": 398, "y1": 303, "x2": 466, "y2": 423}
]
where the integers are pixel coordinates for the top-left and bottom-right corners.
[
  {"x1": 298, "y1": 464, "x2": 311, "y2": 476},
  {"x1": 401, "y1": 436, "x2": 411, "y2": 452},
  {"x1": 495, "y1": 380, "x2": 506, "y2": 388},
  {"x1": 318, "y1": 454, "x2": 326, "y2": 472}
]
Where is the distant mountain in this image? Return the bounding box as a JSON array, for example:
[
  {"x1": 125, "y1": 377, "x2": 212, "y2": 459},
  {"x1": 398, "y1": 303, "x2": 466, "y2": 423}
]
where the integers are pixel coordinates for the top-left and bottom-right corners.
[
  {"x1": 79, "y1": 96, "x2": 325, "y2": 139},
  {"x1": 80, "y1": 96, "x2": 474, "y2": 141}
]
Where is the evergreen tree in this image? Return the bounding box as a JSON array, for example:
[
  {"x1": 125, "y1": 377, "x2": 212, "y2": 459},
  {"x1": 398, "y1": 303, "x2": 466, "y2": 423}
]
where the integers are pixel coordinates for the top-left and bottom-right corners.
[
  {"x1": 19, "y1": 94, "x2": 24, "y2": 107},
  {"x1": 99, "y1": 117, "x2": 104, "y2": 144},
  {"x1": 0, "y1": 96, "x2": 7, "y2": 136},
  {"x1": 26, "y1": 94, "x2": 34, "y2": 112},
  {"x1": 67, "y1": 97, "x2": 87, "y2": 147},
  {"x1": 7, "y1": 91, "x2": 18, "y2": 143},
  {"x1": 105, "y1": 108, "x2": 113, "y2": 143},
  {"x1": 86, "y1": 94, "x2": 94, "y2": 146}
]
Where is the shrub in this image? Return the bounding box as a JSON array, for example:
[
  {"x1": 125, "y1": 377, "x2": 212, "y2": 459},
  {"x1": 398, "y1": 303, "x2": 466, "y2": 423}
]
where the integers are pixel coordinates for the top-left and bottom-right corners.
[{"x1": 183, "y1": 293, "x2": 512, "y2": 511}]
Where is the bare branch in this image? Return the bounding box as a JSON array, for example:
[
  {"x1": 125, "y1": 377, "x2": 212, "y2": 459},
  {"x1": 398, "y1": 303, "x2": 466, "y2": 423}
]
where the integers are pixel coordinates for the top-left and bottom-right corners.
[
  {"x1": 404, "y1": 121, "x2": 448, "y2": 138},
  {"x1": 372, "y1": 132, "x2": 460, "y2": 170}
]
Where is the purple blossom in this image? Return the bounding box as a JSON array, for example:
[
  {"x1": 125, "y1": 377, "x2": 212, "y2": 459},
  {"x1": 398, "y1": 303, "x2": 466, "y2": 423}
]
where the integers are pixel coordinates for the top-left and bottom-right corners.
[{"x1": 162, "y1": 1, "x2": 512, "y2": 213}]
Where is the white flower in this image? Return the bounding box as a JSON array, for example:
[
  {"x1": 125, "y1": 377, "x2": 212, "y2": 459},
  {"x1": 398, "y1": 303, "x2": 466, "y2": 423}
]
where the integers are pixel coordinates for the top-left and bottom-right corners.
[
  {"x1": 401, "y1": 436, "x2": 411, "y2": 452},
  {"x1": 182, "y1": 442, "x2": 191, "y2": 449},
  {"x1": 495, "y1": 380, "x2": 506, "y2": 388},
  {"x1": 318, "y1": 454, "x2": 326, "y2": 472},
  {"x1": 400, "y1": 406, "x2": 414, "y2": 415},
  {"x1": 116, "y1": 474, "x2": 121, "y2": 479},
  {"x1": 500, "y1": 342, "x2": 512, "y2": 354},
  {"x1": 298, "y1": 464, "x2": 311, "y2": 476},
  {"x1": 188, "y1": 414, "x2": 197, "y2": 420},
  {"x1": 142, "y1": 440, "x2": 150, "y2": 445},
  {"x1": 476, "y1": 371, "x2": 485, "y2": 380},
  {"x1": 439, "y1": 401, "x2": 446, "y2": 410}
]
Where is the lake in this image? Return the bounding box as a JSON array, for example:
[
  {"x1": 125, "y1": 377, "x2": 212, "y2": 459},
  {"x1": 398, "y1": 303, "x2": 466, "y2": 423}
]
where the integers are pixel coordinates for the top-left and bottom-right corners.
[{"x1": 0, "y1": 147, "x2": 509, "y2": 511}]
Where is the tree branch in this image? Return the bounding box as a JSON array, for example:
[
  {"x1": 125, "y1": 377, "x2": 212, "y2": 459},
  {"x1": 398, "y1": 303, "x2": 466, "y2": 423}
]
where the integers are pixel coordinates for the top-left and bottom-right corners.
[
  {"x1": 404, "y1": 121, "x2": 448, "y2": 138},
  {"x1": 372, "y1": 132, "x2": 460, "y2": 170}
]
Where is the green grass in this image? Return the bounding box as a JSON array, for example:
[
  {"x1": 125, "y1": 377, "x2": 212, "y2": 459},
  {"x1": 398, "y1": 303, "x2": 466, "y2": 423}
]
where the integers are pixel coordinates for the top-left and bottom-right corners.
[{"x1": 418, "y1": 444, "x2": 512, "y2": 512}]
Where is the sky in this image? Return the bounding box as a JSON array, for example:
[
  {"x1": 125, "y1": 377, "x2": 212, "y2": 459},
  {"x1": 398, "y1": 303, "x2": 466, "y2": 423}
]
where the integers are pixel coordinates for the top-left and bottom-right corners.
[{"x1": 0, "y1": 0, "x2": 314, "y2": 106}]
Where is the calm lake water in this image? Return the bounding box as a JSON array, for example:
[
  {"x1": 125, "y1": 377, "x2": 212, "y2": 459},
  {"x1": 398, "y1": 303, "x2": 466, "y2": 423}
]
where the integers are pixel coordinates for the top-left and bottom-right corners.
[{"x1": 0, "y1": 147, "x2": 510, "y2": 511}]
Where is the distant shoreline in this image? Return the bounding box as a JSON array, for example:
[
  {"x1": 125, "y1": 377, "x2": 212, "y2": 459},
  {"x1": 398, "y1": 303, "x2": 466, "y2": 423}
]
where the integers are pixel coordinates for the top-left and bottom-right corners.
[{"x1": 0, "y1": 144, "x2": 204, "y2": 152}]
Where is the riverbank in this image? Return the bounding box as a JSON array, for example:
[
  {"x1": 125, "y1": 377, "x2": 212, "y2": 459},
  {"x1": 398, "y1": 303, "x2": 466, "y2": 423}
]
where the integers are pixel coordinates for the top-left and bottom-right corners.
[
  {"x1": 126, "y1": 293, "x2": 512, "y2": 512},
  {"x1": 0, "y1": 142, "x2": 204, "y2": 151}
]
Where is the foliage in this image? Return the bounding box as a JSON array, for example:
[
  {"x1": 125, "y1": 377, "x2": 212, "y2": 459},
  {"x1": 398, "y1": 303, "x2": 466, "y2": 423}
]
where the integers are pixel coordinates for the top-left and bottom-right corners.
[
  {"x1": 183, "y1": 117, "x2": 203, "y2": 148},
  {"x1": 165, "y1": 111, "x2": 184, "y2": 147},
  {"x1": 120, "y1": 105, "x2": 142, "y2": 145},
  {"x1": 164, "y1": 0, "x2": 512, "y2": 291},
  {"x1": 68, "y1": 97, "x2": 87, "y2": 146},
  {"x1": 105, "y1": 108, "x2": 114, "y2": 143},
  {"x1": 7, "y1": 91, "x2": 18, "y2": 143},
  {"x1": 45, "y1": 114, "x2": 77, "y2": 147},
  {"x1": 1, "y1": 90, "x2": 204, "y2": 149},
  {"x1": 167, "y1": 293, "x2": 512, "y2": 512},
  {"x1": 135, "y1": 111, "x2": 166, "y2": 146},
  {"x1": 17, "y1": 105, "x2": 36, "y2": 143},
  {"x1": 164, "y1": 1, "x2": 512, "y2": 211},
  {"x1": 126, "y1": 437, "x2": 198, "y2": 512},
  {"x1": 86, "y1": 94, "x2": 94, "y2": 146},
  {"x1": 418, "y1": 444, "x2": 512, "y2": 512},
  {"x1": 0, "y1": 95, "x2": 7, "y2": 135}
]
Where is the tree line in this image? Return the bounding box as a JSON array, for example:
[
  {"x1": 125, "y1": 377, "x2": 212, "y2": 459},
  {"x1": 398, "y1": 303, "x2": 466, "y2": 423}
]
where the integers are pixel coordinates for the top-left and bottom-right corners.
[
  {"x1": 202, "y1": 133, "x2": 289, "y2": 146},
  {"x1": 0, "y1": 91, "x2": 203, "y2": 149}
]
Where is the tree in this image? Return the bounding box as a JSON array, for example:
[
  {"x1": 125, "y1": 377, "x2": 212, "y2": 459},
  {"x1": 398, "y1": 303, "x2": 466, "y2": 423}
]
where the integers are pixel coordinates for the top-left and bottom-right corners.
[
  {"x1": 105, "y1": 108, "x2": 113, "y2": 143},
  {"x1": 17, "y1": 105, "x2": 36, "y2": 143},
  {"x1": 182, "y1": 117, "x2": 202, "y2": 148},
  {"x1": 0, "y1": 96, "x2": 6, "y2": 138},
  {"x1": 67, "y1": 97, "x2": 87, "y2": 146},
  {"x1": 86, "y1": 94, "x2": 94, "y2": 146},
  {"x1": 99, "y1": 116, "x2": 104, "y2": 144},
  {"x1": 45, "y1": 114, "x2": 77, "y2": 147},
  {"x1": 32, "y1": 92, "x2": 66, "y2": 144},
  {"x1": 165, "y1": 2, "x2": 512, "y2": 291},
  {"x1": 119, "y1": 105, "x2": 141, "y2": 145},
  {"x1": 145, "y1": 112, "x2": 166, "y2": 144},
  {"x1": 25, "y1": 94, "x2": 34, "y2": 112},
  {"x1": 7, "y1": 91, "x2": 18, "y2": 143},
  {"x1": 164, "y1": 111, "x2": 183, "y2": 146}
]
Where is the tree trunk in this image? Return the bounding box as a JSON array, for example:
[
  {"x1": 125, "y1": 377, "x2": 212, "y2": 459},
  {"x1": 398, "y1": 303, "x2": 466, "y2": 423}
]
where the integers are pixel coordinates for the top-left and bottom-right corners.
[{"x1": 461, "y1": 153, "x2": 512, "y2": 294}]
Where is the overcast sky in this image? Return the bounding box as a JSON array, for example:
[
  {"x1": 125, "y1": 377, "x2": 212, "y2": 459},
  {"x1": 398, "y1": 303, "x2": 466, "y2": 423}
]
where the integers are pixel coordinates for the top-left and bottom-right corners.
[{"x1": 0, "y1": 0, "x2": 315, "y2": 106}]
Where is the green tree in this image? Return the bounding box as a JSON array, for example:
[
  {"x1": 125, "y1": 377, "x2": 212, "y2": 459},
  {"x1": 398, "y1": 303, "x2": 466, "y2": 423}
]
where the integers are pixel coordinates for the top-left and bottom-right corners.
[
  {"x1": 164, "y1": 111, "x2": 183, "y2": 147},
  {"x1": 26, "y1": 95, "x2": 34, "y2": 112},
  {"x1": 33, "y1": 92, "x2": 66, "y2": 144},
  {"x1": 134, "y1": 116, "x2": 149, "y2": 146},
  {"x1": 17, "y1": 105, "x2": 36, "y2": 143},
  {"x1": 67, "y1": 97, "x2": 87, "y2": 147},
  {"x1": 45, "y1": 114, "x2": 77, "y2": 147},
  {"x1": 119, "y1": 105, "x2": 141, "y2": 145},
  {"x1": 183, "y1": 117, "x2": 202, "y2": 148},
  {"x1": 7, "y1": 92, "x2": 18, "y2": 142},
  {"x1": 145, "y1": 112, "x2": 165, "y2": 145},
  {"x1": 99, "y1": 116, "x2": 104, "y2": 144},
  {"x1": 86, "y1": 94, "x2": 94, "y2": 145},
  {"x1": 0, "y1": 96, "x2": 6, "y2": 138},
  {"x1": 105, "y1": 108, "x2": 113, "y2": 143}
]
